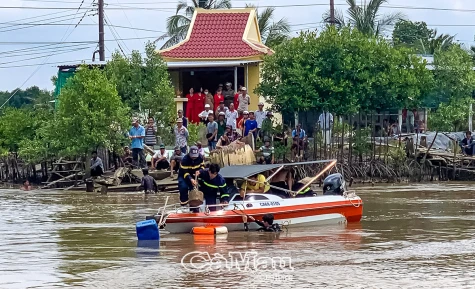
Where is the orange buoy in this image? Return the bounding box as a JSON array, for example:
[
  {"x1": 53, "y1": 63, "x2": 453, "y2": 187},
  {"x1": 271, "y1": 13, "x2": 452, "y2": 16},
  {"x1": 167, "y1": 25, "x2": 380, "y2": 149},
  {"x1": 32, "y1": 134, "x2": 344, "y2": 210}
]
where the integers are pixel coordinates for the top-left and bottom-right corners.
[{"x1": 192, "y1": 226, "x2": 228, "y2": 235}]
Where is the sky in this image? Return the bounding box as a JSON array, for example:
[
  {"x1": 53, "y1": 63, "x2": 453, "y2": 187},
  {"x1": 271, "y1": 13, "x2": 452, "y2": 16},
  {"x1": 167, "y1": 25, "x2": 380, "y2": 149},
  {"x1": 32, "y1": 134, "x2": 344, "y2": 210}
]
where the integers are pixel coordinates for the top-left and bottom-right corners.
[{"x1": 0, "y1": 0, "x2": 475, "y2": 93}]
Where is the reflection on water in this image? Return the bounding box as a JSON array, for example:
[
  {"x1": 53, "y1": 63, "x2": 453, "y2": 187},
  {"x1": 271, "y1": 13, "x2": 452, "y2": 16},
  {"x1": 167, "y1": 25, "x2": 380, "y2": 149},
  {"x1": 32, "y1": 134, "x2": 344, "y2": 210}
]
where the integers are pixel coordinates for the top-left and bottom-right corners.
[{"x1": 0, "y1": 183, "x2": 474, "y2": 288}]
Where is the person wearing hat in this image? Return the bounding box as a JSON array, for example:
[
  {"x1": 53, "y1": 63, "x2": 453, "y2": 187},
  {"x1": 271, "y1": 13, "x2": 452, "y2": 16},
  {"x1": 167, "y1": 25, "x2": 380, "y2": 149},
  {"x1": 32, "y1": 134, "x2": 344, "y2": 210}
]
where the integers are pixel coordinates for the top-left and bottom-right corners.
[
  {"x1": 169, "y1": 146, "x2": 186, "y2": 177},
  {"x1": 129, "y1": 117, "x2": 146, "y2": 169},
  {"x1": 216, "y1": 111, "x2": 227, "y2": 140},
  {"x1": 214, "y1": 87, "x2": 225, "y2": 111},
  {"x1": 255, "y1": 102, "x2": 267, "y2": 140},
  {"x1": 261, "y1": 111, "x2": 274, "y2": 139},
  {"x1": 255, "y1": 137, "x2": 274, "y2": 164},
  {"x1": 195, "y1": 141, "x2": 205, "y2": 157},
  {"x1": 199, "y1": 104, "x2": 214, "y2": 124},
  {"x1": 194, "y1": 163, "x2": 229, "y2": 212},
  {"x1": 217, "y1": 125, "x2": 242, "y2": 148},
  {"x1": 177, "y1": 145, "x2": 205, "y2": 207},
  {"x1": 238, "y1": 110, "x2": 249, "y2": 135},
  {"x1": 177, "y1": 109, "x2": 188, "y2": 128},
  {"x1": 204, "y1": 88, "x2": 214, "y2": 110},
  {"x1": 215, "y1": 100, "x2": 228, "y2": 117},
  {"x1": 237, "y1": 86, "x2": 250, "y2": 113},
  {"x1": 291, "y1": 177, "x2": 316, "y2": 198},
  {"x1": 223, "y1": 82, "x2": 235, "y2": 107},
  {"x1": 152, "y1": 144, "x2": 170, "y2": 170},
  {"x1": 174, "y1": 118, "x2": 189, "y2": 155}
]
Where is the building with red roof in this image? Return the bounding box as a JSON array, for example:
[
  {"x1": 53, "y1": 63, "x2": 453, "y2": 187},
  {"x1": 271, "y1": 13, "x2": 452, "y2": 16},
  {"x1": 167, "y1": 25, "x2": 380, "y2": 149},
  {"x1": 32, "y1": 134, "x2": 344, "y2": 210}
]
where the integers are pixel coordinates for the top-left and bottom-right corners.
[{"x1": 158, "y1": 8, "x2": 274, "y2": 117}]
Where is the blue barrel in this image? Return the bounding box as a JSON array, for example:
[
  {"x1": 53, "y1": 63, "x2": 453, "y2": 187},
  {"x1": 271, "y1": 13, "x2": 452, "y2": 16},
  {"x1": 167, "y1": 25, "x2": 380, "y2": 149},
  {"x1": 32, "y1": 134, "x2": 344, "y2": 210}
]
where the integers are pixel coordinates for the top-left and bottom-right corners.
[{"x1": 136, "y1": 219, "x2": 160, "y2": 241}]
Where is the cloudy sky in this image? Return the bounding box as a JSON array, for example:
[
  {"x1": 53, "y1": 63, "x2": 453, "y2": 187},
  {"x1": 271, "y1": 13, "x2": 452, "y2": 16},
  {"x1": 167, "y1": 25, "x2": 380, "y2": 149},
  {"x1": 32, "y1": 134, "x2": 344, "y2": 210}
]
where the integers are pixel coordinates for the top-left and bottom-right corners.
[{"x1": 0, "y1": 0, "x2": 474, "y2": 93}]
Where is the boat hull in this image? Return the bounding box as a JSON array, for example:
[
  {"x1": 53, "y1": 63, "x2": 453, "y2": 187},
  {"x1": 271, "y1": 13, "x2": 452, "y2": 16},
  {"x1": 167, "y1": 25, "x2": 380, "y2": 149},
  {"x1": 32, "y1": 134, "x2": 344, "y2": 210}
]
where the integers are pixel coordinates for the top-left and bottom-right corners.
[{"x1": 162, "y1": 194, "x2": 363, "y2": 234}]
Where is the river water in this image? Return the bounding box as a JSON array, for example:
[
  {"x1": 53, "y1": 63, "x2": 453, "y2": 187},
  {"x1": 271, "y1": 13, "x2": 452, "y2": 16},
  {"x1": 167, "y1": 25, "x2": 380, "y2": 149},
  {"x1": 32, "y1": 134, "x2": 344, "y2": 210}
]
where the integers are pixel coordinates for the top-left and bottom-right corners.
[{"x1": 0, "y1": 183, "x2": 474, "y2": 289}]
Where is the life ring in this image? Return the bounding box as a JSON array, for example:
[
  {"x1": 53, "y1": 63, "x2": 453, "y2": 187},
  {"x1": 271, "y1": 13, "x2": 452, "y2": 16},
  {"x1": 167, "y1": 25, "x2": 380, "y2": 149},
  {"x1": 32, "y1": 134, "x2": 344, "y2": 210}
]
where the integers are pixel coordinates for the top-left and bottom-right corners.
[{"x1": 192, "y1": 226, "x2": 228, "y2": 235}]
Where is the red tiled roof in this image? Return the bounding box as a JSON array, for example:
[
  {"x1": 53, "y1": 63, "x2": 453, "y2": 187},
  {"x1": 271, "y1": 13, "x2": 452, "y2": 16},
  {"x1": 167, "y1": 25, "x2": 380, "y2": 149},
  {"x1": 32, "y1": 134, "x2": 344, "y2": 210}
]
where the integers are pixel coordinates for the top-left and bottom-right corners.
[{"x1": 161, "y1": 12, "x2": 267, "y2": 59}]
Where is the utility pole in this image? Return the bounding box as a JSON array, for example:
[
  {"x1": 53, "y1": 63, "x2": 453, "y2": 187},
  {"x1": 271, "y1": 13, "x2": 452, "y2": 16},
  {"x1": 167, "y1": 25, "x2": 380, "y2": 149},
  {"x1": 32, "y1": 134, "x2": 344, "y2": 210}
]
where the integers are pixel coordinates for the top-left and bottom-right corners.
[
  {"x1": 330, "y1": 0, "x2": 335, "y2": 26},
  {"x1": 98, "y1": 0, "x2": 105, "y2": 61}
]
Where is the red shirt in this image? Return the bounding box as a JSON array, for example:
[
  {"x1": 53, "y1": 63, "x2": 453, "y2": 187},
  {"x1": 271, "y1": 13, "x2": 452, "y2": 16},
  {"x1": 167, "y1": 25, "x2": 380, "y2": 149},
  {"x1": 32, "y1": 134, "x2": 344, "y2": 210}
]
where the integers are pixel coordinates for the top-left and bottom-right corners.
[
  {"x1": 214, "y1": 93, "x2": 224, "y2": 111},
  {"x1": 233, "y1": 93, "x2": 240, "y2": 109},
  {"x1": 194, "y1": 92, "x2": 205, "y2": 118}
]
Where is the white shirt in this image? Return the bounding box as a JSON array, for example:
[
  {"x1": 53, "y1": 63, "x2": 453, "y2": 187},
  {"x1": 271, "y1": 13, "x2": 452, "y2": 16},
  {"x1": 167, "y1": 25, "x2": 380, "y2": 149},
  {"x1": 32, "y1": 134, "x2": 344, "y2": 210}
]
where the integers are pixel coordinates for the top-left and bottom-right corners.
[
  {"x1": 153, "y1": 150, "x2": 170, "y2": 160},
  {"x1": 199, "y1": 110, "x2": 214, "y2": 120},
  {"x1": 254, "y1": 110, "x2": 267, "y2": 128},
  {"x1": 225, "y1": 109, "x2": 238, "y2": 129},
  {"x1": 318, "y1": 112, "x2": 333, "y2": 130}
]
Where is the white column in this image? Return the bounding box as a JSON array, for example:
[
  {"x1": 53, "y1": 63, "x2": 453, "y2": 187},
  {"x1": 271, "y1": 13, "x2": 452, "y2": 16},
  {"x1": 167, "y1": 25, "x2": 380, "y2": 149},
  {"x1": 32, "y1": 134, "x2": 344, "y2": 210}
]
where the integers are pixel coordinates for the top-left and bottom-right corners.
[
  {"x1": 234, "y1": 66, "x2": 238, "y2": 91},
  {"x1": 398, "y1": 109, "x2": 403, "y2": 132}
]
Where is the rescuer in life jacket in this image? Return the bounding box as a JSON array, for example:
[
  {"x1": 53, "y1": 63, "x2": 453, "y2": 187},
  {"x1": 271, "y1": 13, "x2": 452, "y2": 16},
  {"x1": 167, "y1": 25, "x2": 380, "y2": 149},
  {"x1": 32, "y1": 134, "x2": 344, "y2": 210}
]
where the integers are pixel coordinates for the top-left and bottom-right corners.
[
  {"x1": 291, "y1": 177, "x2": 317, "y2": 198},
  {"x1": 178, "y1": 146, "x2": 205, "y2": 207},
  {"x1": 194, "y1": 163, "x2": 229, "y2": 212}
]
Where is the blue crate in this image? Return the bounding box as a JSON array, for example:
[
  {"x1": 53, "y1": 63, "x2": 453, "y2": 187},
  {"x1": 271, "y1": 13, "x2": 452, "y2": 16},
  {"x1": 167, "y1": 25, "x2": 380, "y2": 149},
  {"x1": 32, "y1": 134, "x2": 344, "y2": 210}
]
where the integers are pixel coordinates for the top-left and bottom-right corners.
[{"x1": 136, "y1": 219, "x2": 159, "y2": 241}]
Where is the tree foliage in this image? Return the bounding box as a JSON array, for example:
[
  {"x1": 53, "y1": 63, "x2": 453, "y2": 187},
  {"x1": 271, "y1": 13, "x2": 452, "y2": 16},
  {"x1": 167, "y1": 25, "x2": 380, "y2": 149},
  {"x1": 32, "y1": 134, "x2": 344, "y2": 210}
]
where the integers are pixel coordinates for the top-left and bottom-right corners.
[
  {"x1": 256, "y1": 27, "x2": 432, "y2": 116},
  {"x1": 0, "y1": 86, "x2": 53, "y2": 109},
  {"x1": 105, "y1": 42, "x2": 175, "y2": 127},
  {"x1": 157, "y1": 0, "x2": 232, "y2": 49},
  {"x1": 246, "y1": 4, "x2": 290, "y2": 48},
  {"x1": 323, "y1": 0, "x2": 404, "y2": 37},
  {"x1": 428, "y1": 45, "x2": 475, "y2": 131},
  {"x1": 392, "y1": 20, "x2": 455, "y2": 54},
  {"x1": 53, "y1": 66, "x2": 129, "y2": 157}
]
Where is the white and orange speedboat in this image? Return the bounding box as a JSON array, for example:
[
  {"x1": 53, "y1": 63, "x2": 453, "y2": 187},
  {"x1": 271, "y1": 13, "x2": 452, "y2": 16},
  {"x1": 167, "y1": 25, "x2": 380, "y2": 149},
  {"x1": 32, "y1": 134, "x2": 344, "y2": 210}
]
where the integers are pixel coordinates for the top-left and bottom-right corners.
[{"x1": 149, "y1": 160, "x2": 363, "y2": 234}]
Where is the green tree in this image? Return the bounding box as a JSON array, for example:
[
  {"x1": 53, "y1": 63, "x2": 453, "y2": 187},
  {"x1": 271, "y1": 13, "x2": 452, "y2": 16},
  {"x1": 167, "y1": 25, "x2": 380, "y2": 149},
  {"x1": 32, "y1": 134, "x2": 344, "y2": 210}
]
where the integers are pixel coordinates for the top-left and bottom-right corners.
[
  {"x1": 426, "y1": 30, "x2": 456, "y2": 54},
  {"x1": 156, "y1": 0, "x2": 232, "y2": 49},
  {"x1": 427, "y1": 45, "x2": 475, "y2": 132},
  {"x1": 52, "y1": 66, "x2": 129, "y2": 174},
  {"x1": 0, "y1": 86, "x2": 53, "y2": 109},
  {"x1": 105, "y1": 42, "x2": 176, "y2": 130},
  {"x1": 245, "y1": 4, "x2": 290, "y2": 48},
  {"x1": 431, "y1": 45, "x2": 475, "y2": 105},
  {"x1": 392, "y1": 20, "x2": 432, "y2": 53},
  {"x1": 323, "y1": 0, "x2": 404, "y2": 36},
  {"x1": 256, "y1": 27, "x2": 432, "y2": 116}
]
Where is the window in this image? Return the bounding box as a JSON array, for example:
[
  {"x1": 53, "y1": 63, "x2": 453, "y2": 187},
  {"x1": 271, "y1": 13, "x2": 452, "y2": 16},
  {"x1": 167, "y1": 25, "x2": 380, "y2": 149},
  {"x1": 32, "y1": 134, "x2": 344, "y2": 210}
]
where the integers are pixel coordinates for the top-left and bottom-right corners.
[{"x1": 231, "y1": 194, "x2": 269, "y2": 202}]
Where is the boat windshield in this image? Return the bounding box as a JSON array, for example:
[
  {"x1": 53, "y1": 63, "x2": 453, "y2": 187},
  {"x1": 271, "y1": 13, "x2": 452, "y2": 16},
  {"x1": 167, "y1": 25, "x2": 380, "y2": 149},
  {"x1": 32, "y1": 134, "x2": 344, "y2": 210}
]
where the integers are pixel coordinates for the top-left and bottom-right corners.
[{"x1": 231, "y1": 194, "x2": 270, "y2": 202}]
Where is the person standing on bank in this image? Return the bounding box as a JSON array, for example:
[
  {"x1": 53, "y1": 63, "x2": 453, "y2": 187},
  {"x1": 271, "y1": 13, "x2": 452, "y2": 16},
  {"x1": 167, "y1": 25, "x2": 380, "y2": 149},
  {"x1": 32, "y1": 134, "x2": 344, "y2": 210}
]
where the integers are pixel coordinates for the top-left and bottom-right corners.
[
  {"x1": 237, "y1": 86, "x2": 251, "y2": 113},
  {"x1": 255, "y1": 102, "x2": 267, "y2": 140},
  {"x1": 177, "y1": 146, "x2": 205, "y2": 208},
  {"x1": 195, "y1": 163, "x2": 229, "y2": 212},
  {"x1": 145, "y1": 117, "x2": 157, "y2": 148},
  {"x1": 225, "y1": 103, "x2": 238, "y2": 130},
  {"x1": 174, "y1": 118, "x2": 189, "y2": 154},
  {"x1": 129, "y1": 117, "x2": 146, "y2": 168},
  {"x1": 177, "y1": 109, "x2": 188, "y2": 128},
  {"x1": 318, "y1": 111, "x2": 333, "y2": 146},
  {"x1": 206, "y1": 113, "x2": 218, "y2": 151},
  {"x1": 223, "y1": 82, "x2": 235, "y2": 108}
]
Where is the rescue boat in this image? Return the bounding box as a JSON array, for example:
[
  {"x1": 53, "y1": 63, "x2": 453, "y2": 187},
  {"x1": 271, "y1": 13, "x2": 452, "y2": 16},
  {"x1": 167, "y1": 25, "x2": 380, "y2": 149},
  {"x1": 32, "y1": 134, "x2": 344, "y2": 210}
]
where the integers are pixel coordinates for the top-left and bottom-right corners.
[{"x1": 148, "y1": 160, "x2": 363, "y2": 234}]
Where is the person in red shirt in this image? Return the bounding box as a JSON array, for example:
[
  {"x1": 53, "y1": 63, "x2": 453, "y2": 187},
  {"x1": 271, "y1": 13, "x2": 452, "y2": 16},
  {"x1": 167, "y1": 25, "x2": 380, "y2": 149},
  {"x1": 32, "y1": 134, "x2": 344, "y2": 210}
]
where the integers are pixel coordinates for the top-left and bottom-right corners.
[
  {"x1": 214, "y1": 88, "x2": 225, "y2": 111},
  {"x1": 193, "y1": 87, "x2": 205, "y2": 122},
  {"x1": 185, "y1": 88, "x2": 196, "y2": 123},
  {"x1": 233, "y1": 85, "x2": 242, "y2": 109}
]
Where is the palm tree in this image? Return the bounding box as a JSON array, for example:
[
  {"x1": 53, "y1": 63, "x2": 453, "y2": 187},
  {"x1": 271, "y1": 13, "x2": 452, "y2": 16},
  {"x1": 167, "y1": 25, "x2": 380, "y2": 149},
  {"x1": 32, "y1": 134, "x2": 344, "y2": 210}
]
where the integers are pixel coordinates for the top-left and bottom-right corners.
[
  {"x1": 246, "y1": 4, "x2": 290, "y2": 48},
  {"x1": 323, "y1": 0, "x2": 404, "y2": 37},
  {"x1": 156, "y1": 0, "x2": 232, "y2": 49},
  {"x1": 424, "y1": 30, "x2": 455, "y2": 54}
]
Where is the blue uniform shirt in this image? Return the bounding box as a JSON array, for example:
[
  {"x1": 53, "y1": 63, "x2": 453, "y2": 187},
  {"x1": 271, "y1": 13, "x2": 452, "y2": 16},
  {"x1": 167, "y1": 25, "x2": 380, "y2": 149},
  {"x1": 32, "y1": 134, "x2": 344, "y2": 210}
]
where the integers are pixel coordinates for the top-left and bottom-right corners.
[
  {"x1": 197, "y1": 169, "x2": 229, "y2": 202},
  {"x1": 129, "y1": 125, "x2": 145, "y2": 149}
]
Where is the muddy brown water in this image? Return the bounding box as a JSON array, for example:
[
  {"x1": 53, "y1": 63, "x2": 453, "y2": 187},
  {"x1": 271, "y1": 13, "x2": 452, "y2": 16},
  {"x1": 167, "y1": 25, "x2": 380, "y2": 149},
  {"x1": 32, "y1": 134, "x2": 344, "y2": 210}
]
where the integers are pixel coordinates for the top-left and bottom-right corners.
[{"x1": 0, "y1": 183, "x2": 474, "y2": 289}]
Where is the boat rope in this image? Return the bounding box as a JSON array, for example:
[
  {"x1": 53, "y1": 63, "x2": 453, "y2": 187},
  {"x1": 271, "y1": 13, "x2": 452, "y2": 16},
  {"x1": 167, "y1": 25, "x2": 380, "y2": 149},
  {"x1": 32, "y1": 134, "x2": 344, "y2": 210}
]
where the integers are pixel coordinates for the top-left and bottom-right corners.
[{"x1": 343, "y1": 191, "x2": 361, "y2": 208}]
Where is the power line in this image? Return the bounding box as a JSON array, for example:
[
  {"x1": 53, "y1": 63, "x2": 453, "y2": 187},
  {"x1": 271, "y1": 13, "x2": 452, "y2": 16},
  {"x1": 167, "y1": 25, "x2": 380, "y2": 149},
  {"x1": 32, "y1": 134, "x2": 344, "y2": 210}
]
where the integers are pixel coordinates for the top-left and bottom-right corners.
[
  {"x1": 0, "y1": 46, "x2": 94, "y2": 66},
  {"x1": 0, "y1": 36, "x2": 158, "y2": 45},
  {"x1": 0, "y1": 22, "x2": 164, "y2": 33}
]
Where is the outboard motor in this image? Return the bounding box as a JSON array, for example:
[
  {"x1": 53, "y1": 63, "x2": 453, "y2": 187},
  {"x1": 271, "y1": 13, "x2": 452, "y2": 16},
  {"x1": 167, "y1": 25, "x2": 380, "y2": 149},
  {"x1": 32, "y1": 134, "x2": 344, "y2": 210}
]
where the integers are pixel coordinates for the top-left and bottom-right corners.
[{"x1": 323, "y1": 173, "x2": 346, "y2": 196}]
